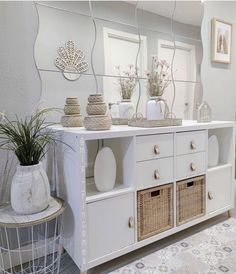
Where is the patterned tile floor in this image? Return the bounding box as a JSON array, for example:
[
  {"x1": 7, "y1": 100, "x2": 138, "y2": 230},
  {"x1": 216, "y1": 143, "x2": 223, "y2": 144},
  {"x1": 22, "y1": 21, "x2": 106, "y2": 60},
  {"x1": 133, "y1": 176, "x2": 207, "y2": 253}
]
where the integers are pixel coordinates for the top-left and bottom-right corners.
[
  {"x1": 60, "y1": 214, "x2": 236, "y2": 274},
  {"x1": 110, "y1": 218, "x2": 236, "y2": 274}
]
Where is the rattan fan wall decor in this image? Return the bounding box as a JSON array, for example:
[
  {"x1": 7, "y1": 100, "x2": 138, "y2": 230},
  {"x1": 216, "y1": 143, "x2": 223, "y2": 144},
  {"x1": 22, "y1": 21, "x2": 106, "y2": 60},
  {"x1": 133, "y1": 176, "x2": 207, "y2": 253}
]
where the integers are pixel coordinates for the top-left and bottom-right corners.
[{"x1": 54, "y1": 40, "x2": 89, "y2": 81}]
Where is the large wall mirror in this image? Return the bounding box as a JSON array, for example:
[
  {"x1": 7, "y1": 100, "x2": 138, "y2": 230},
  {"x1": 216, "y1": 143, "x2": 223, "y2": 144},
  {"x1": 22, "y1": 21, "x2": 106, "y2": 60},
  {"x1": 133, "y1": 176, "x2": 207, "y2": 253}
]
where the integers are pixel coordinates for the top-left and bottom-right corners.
[{"x1": 35, "y1": 1, "x2": 203, "y2": 121}]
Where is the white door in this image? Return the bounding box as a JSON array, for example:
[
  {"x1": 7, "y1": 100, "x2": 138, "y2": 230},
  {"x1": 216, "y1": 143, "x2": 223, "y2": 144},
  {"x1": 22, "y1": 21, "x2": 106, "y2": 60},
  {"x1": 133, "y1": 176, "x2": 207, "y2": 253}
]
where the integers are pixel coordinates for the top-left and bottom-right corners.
[
  {"x1": 103, "y1": 28, "x2": 147, "y2": 116},
  {"x1": 87, "y1": 193, "x2": 135, "y2": 261},
  {"x1": 158, "y1": 40, "x2": 196, "y2": 119},
  {"x1": 207, "y1": 165, "x2": 232, "y2": 214}
]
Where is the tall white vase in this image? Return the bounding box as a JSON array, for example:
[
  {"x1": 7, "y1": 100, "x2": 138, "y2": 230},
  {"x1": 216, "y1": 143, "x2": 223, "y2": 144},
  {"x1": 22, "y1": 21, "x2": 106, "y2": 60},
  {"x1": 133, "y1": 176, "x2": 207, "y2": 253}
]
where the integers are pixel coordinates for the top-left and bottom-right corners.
[
  {"x1": 118, "y1": 99, "x2": 134, "y2": 119},
  {"x1": 146, "y1": 97, "x2": 165, "y2": 120},
  {"x1": 11, "y1": 162, "x2": 50, "y2": 214}
]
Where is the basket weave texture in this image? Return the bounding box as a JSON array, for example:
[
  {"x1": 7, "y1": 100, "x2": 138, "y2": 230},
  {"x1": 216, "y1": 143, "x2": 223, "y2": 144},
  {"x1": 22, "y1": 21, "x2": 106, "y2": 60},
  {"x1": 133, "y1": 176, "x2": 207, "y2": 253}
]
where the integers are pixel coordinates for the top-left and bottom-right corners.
[
  {"x1": 84, "y1": 115, "x2": 112, "y2": 130},
  {"x1": 176, "y1": 175, "x2": 205, "y2": 226},
  {"x1": 137, "y1": 184, "x2": 173, "y2": 241},
  {"x1": 64, "y1": 104, "x2": 80, "y2": 115},
  {"x1": 66, "y1": 97, "x2": 79, "y2": 105},
  {"x1": 88, "y1": 94, "x2": 103, "y2": 103},
  {"x1": 61, "y1": 115, "x2": 83, "y2": 127},
  {"x1": 86, "y1": 103, "x2": 107, "y2": 115}
]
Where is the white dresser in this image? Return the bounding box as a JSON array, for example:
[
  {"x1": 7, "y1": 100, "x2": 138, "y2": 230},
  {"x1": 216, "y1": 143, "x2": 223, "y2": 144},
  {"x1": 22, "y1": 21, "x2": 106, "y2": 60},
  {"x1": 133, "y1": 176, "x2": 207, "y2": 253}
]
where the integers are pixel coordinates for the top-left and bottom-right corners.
[{"x1": 51, "y1": 121, "x2": 235, "y2": 273}]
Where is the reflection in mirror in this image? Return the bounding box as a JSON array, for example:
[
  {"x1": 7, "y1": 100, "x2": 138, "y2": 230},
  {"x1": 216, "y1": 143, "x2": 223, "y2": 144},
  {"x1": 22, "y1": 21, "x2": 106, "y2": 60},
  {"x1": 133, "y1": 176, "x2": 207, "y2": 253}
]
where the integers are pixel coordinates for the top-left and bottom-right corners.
[{"x1": 35, "y1": 1, "x2": 203, "y2": 121}]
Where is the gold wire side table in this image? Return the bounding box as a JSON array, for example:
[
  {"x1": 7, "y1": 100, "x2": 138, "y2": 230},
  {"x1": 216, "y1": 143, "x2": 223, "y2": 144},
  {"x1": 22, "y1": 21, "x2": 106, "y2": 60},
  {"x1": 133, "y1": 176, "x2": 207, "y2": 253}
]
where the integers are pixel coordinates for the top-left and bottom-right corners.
[{"x1": 0, "y1": 197, "x2": 65, "y2": 274}]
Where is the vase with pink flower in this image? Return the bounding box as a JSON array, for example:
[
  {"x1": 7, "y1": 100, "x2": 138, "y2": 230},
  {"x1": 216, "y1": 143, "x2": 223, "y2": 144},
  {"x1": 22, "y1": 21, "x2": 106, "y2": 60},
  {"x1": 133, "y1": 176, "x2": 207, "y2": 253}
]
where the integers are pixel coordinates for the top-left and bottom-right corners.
[
  {"x1": 116, "y1": 65, "x2": 137, "y2": 119},
  {"x1": 146, "y1": 56, "x2": 171, "y2": 120}
]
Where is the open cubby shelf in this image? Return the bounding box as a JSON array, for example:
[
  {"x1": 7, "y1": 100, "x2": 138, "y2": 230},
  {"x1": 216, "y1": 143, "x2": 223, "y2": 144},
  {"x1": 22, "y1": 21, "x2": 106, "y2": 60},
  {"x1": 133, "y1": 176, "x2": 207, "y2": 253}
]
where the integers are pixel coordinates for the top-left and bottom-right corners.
[
  {"x1": 207, "y1": 163, "x2": 232, "y2": 173},
  {"x1": 85, "y1": 137, "x2": 135, "y2": 201},
  {"x1": 86, "y1": 178, "x2": 134, "y2": 203},
  {"x1": 208, "y1": 127, "x2": 234, "y2": 167}
]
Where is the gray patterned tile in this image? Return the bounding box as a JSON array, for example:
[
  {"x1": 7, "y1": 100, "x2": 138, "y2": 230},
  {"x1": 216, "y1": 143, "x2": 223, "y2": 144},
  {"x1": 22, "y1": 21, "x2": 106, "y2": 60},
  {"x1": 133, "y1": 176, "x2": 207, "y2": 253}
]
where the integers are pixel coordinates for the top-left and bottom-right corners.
[{"x1": 109, "y1": 218, "x2": 236, "y2": 274}]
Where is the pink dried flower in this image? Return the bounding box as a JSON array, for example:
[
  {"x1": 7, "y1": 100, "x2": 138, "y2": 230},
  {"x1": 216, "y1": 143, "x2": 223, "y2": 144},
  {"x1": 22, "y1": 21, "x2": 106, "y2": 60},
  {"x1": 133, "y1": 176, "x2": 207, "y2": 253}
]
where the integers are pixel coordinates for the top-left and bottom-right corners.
[
  {"x1": 115, "y1": 64, "x2": 138, "y2": 100},
  {"x1": 146, "y1": 57, "x2": 171, "y2": 97}
]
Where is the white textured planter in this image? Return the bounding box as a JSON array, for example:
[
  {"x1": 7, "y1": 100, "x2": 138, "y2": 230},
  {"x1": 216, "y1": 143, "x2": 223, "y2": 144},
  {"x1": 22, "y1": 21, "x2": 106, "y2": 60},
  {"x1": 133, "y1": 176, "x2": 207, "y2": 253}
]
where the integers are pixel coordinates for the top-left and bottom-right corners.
[
  {"x1": 146, "y1": 97, "x2": 165, "y2": 120},
  {"x1": 11, "y1": 162, "x2": 50, "y2": 214},
  {"x1": 118, "y1": 100, "x2": 134, "y2": 119}
]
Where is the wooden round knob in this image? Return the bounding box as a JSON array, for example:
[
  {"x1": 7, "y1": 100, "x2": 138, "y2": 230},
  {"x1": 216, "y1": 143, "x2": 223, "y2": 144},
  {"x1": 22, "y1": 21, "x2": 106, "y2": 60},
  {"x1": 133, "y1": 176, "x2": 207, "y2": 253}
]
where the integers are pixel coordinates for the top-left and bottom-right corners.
[
  {"x1": 208, "y1": 191, "x2": 213, "y2": 200},
  {"x1": 190, "y1": 163, "x2": 196, "y2": 171},
  {"x1": 154, "y1": 145, "x2": 160, "y2": 155},
  {"x1": 154, "y1": 170, "x2": 160, "y2": 179},
  {"x1": 128, "y1": 217, "x2": 135, "y2": 228},
  {"x1": 191, "y1": 141, "x2": 196, "y2": 150}
]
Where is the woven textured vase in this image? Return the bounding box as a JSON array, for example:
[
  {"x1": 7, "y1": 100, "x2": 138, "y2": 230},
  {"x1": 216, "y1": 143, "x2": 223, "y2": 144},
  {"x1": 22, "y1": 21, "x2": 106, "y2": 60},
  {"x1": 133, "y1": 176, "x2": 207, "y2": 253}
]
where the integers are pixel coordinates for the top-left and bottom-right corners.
[
  {"x1": 61, "y1": 114, "x2": 83, "y2": 127},
  {"x1": 88, "y1": 94, "x2": 103, "y2": 103},
  {"x1": 86, "y1": 102, "x2": 107, "y2": 115},
  {"x1": 84, "y1": 115, "x2": 112, "y2": 130},
  {"x1": 66, "y1": 97, "x2": 79, "y2": 105},
  {"x1": 64, "y1": 104, "x2": 80, "y2": 115}
]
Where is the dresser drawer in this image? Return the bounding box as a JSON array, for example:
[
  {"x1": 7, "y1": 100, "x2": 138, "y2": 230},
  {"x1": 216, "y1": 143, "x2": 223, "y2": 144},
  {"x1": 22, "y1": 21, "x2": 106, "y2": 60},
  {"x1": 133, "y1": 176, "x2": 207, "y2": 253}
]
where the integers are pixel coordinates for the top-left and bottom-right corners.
[
  {"x1": 176, "y1": 152, "x2": 206, "y2": 180},
  {"x1": 136, "y1": 133, "x2": 173, "y2": 161},
  {"x1": 136, "y1": 157, "x2": 174, "y2": 189},
  {"x1": 176, "y1": 130, "x2": 206, "y2": 155}
]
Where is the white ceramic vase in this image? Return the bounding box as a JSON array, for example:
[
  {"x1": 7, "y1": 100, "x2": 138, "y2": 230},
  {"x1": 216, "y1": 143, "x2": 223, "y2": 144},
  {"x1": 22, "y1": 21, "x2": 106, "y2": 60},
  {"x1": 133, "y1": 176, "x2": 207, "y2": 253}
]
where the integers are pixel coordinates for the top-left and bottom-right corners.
[
  {"x1": 208, "y1": 135, "x2": 219, "y2": 167},
  {"x1": 146, "y1": 97, "x2": 165, "y2": 120},
  {"x1": 11, "y1": 162, "x2": 50, "y2": 214},
  {"x1": 94, "y1": 147, "x2": 116, "y2": 192},
  {"x1": 118, "y1": 100, "x2": 134, "y2": 119}
]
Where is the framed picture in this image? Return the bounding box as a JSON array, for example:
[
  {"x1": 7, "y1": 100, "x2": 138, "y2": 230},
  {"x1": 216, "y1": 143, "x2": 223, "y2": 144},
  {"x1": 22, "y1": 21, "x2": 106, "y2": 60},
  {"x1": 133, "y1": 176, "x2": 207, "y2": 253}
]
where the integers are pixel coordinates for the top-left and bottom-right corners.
[{"x1": 211, "y1": 18, "x2": 232, "y2": 64}]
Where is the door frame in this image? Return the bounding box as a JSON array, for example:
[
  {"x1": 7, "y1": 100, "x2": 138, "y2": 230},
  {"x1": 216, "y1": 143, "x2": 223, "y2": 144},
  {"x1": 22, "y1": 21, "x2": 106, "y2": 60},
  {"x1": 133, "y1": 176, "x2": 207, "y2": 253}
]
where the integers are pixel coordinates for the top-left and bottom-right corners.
[
  {"x1": 158, "y1": 39, "x2": 196, "y2": 119},
  {"x1": 103, "y1": 27, "x2": 147, "y2": 76},
  {"x1": 103, "y1": 27, "x2": 147, "y2": 106}
]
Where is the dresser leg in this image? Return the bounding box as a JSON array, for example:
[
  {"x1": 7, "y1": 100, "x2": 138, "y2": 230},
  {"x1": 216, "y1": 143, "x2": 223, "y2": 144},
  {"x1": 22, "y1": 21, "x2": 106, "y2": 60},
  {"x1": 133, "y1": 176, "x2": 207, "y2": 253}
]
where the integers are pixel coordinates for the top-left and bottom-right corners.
[
  {"x1": 228, "y1": 209, "x2": 234, "y2": 218},
  {"x1": 60, "y1": 246, "x2": 65, "y2": 255}
]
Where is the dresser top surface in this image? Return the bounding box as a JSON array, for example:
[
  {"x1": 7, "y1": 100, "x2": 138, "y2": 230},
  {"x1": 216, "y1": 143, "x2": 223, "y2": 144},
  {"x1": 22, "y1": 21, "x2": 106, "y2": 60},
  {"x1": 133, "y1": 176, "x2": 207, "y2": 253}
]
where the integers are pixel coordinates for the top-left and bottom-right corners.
[{"x1": 50, "y1": 120, "x2": 235, "y2": 140}]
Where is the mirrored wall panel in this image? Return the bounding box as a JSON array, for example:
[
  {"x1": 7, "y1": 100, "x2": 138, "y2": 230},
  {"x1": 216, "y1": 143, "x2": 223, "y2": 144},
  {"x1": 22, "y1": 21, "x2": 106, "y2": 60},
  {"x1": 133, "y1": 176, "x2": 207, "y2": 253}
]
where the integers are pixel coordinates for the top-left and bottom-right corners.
[{"x1": 35, "y1": 1, "x2": 203, "y2": 120}]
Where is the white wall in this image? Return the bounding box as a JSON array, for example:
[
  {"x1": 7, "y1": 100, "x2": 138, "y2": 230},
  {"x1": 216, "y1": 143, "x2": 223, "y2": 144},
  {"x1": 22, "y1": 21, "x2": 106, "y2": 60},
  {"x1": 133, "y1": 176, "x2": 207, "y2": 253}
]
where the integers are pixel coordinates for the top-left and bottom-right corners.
[
  {"x1": 0, "y1": 1, "x2": 41, "y2": 119},
  {"x1": 0, "y1": 2, "x2": 40, "y2": 203},
  {"x1": 201, "y1": 1, "x2": 236, "y2": 121},
  {"x1": 35, "y1": 1, "x2": 202, "y2": 121}
]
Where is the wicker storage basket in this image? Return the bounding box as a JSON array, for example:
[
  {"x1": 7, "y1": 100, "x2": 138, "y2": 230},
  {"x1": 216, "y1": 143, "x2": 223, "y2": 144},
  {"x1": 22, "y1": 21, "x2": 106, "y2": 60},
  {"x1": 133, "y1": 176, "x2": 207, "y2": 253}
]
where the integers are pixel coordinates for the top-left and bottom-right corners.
[
  {"x1": 176, "y1": 176, "x2": 205, "y2": 226},
  {"x1": 137, "y1": 184, "x2": 173, "y2": 241}
]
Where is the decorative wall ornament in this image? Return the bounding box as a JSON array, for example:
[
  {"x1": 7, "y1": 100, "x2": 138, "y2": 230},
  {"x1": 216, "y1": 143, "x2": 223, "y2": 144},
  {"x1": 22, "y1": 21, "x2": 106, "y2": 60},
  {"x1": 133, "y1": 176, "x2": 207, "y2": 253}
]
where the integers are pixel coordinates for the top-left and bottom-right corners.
[
  {"x1": 211, "y1": 18, "x2": 232, "y2": 64},
  {"x1": 54, "y1": 40, "x2": 89, "y2": 81}
]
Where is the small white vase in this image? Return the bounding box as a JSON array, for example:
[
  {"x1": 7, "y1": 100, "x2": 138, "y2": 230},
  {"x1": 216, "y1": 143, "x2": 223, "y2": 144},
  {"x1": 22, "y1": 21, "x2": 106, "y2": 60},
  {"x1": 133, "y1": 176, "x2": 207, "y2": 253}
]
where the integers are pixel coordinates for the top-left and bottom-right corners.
[
  {"x1": 118, "y1": 99, "x2": 134, "y2": 119},
  {"x1": 146, "y1": 97, "x2": 165, "y2": 120},
  {"x1": 94, "y1": 147, "x2": 116, "y2": 192},
  {"x1": 208, "y1": 135, "x2": 219, "y2": 167},
  {"x1": 11, "y1": 162, "x2": 50, "y2": 214}
]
